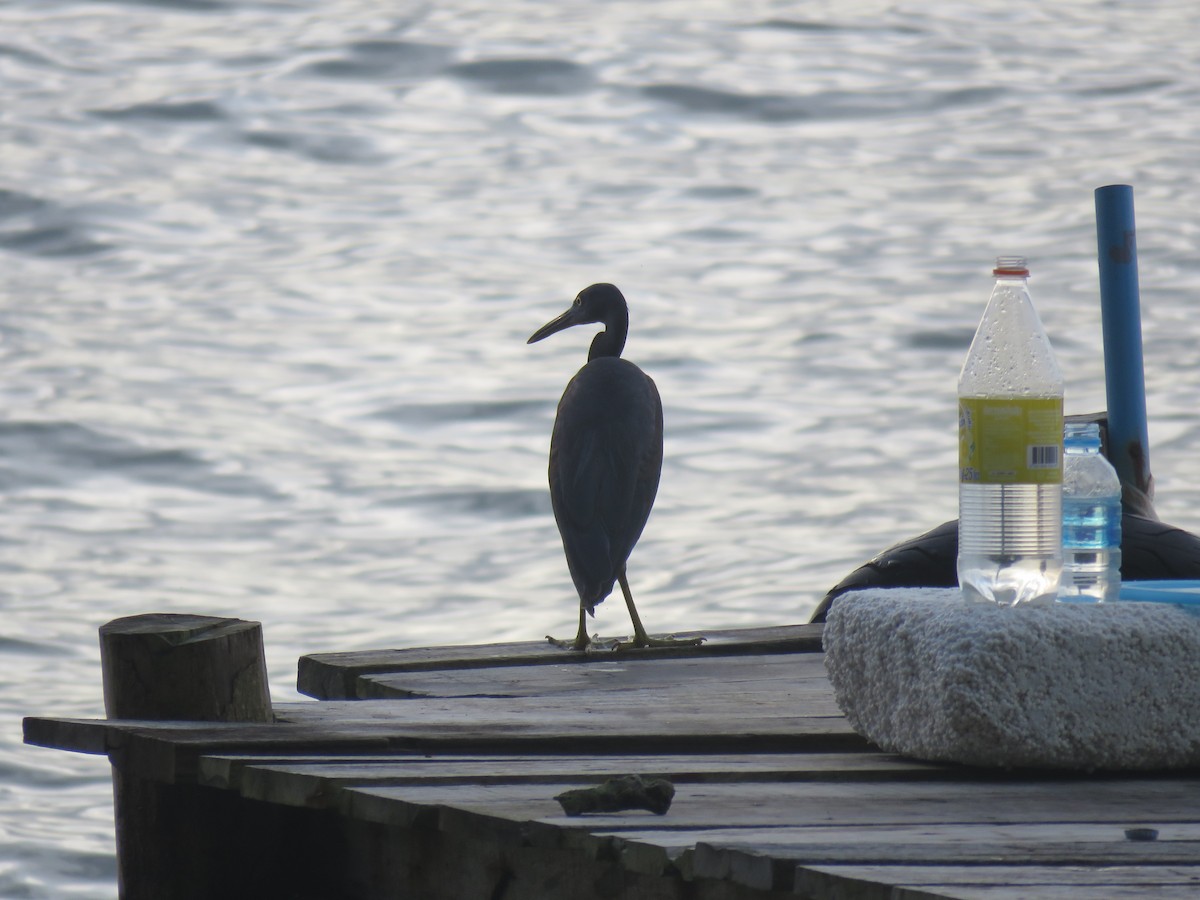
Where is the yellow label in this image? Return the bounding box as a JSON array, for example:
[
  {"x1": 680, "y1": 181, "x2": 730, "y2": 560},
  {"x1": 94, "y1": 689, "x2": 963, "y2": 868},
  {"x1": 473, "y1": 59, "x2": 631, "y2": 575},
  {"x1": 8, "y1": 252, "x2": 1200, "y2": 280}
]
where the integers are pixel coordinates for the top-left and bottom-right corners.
[{"x1": 959, "y1": 397, "x2": 1062, "y2": 485}]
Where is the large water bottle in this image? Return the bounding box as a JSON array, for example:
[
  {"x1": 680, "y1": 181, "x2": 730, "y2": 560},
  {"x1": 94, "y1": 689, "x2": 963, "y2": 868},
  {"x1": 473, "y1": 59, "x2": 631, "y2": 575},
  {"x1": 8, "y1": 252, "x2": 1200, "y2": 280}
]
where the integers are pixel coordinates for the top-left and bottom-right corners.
[
  {"x1": 958, "y1": 257, "x2": 1064, "y2": 605},
  {"x1": 1060, "y1": 422, "x2": 1122, "y2": 601}
]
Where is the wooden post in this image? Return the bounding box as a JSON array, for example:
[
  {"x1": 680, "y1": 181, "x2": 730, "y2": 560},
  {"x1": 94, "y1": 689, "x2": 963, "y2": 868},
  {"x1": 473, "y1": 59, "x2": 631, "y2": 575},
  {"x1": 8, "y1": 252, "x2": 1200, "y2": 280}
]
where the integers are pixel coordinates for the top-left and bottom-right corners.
[
  {"x1": 100, "y1": 613, "x2": 272, "y2": 722},
  {"x1": 100, "y1": 614, "x2": 273, "y2": 899}
]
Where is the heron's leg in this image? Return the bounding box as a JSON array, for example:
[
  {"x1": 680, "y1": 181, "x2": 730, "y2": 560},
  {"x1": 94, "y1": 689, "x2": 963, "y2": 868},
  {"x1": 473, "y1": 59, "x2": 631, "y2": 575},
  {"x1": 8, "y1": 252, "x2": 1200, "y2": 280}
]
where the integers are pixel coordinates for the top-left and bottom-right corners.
[
  {"x1": 547, "y1": 606, "x2": 593, "y2": 651},
  {"x1": 615, "y1": 569, "x2": 704, "y2": 650},
  {"x1": 572, "y1": 606, "x2": 590, "y2": 650}
]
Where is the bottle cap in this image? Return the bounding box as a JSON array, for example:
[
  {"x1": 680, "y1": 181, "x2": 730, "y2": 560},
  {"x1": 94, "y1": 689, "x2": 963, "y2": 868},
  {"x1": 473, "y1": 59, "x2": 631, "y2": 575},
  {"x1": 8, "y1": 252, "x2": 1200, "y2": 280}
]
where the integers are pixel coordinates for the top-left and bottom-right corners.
[
  {"x1": 993, "y1": 256, "x2": 1029, "y2": 277},
  {"x1": 1064, "y1": 421, "x2": 1101, "y2": 440},
  {"x1": 1064, "y1": 422, "x2": 1102, "y2": 449}
]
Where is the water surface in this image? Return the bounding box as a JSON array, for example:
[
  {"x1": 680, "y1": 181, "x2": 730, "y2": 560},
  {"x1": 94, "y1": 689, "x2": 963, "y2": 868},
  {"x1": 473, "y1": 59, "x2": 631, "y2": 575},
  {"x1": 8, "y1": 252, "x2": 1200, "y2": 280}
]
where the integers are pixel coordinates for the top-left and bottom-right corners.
[{"x1": 3, "y1": 0, "x2": 1199, "y2": 894}]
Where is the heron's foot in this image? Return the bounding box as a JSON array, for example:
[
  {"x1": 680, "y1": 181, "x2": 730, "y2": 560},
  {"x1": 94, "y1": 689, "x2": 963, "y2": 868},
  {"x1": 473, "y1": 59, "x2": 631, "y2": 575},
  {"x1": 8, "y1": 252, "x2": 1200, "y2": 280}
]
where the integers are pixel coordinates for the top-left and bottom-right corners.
[
  {"x1": 546, "y1": 633, "x2": 590, "y2": 652},
  {"x1": 613, "y1": 633, "x2": 705, "y2": 651},
  {"x1": 546, "y1": 632, "x2": 621, "y2": 652},
  {"x1": 548, "y1": 607, "x2": 611, "y2": 652}
]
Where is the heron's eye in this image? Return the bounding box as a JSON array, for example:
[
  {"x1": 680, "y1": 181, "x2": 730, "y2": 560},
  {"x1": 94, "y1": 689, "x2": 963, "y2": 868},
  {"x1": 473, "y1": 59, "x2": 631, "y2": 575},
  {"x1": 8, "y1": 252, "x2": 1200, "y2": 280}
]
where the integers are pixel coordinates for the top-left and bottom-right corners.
[{"x1": 574, "y1": 296, "x2": 582, "y2": 306}]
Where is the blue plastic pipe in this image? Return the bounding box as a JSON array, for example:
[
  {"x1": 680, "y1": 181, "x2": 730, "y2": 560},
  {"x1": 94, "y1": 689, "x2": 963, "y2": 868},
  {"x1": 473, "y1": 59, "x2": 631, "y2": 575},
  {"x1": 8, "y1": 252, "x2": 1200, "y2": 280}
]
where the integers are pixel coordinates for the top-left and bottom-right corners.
[{"x1": 1095, "y1": 184, "x2": 1153, "y2": 500}]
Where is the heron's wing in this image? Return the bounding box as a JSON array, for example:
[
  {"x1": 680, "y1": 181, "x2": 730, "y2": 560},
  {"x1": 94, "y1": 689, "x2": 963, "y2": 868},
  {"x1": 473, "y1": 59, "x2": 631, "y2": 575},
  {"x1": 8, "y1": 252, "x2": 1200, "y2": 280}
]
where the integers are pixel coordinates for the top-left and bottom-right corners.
[{"x1": 548, "y1": 360, "x2": 662, "y2": 609}]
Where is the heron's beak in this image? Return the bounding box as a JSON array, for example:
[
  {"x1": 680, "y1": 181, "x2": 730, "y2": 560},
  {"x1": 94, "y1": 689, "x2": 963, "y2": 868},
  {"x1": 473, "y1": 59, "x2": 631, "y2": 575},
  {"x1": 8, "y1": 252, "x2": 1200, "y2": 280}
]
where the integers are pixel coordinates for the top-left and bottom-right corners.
[{"x1": 527, "y1": 304, "x2": 586, "y2": 344}]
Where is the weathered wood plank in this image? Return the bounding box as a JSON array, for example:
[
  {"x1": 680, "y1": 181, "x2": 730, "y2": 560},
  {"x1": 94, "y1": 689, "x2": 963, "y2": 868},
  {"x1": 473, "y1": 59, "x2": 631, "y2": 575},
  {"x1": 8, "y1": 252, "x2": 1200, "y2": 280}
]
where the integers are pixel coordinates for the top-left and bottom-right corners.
[
  {"x1": 22, "y1": 703, "x2": 863, "y2": 787},
  {"x1": 330, "y1": 777, "x2": 1200, "y2": 896},
  {"x1": 687, "y1": 837, "x2": 1200, "y2": 868},
  {"x1": 617, "y1": 822, "x2": 1200, "y2": 849},
  {"x1": 297, "y1": 623, "x2": 824, "y2": 699},
  {"x1": 888, "y1": 887, "x2": 1200, "y2": 900},
  {"x1": 891, "y1": 885, "x2": 1200, "y2": 900},
  {"x1": 200, "y1": 751, "x2": 937, "y2": 777},
  {"x1": 186, "y1": 751, "x2": 1200, "y2": 896},
  {"x1": 25, "y1": 709, "x2": 860, "y2": 760},
  {"x1": 627, "y1": 834, "x2": 1200, "y2": 884},
  {"x1": 801, "y1": 863, "x2": 1200, "y2": 887},
  {"x1": 797, "y1": 864, "x2": 1200, "y2": 900},
  {"x1": 23, "y1": 715, "x2": 110, "y2": 755},
  {"x1": 24, "y1": 650, "x2": 863, "y2": 772},
  {"x1": 196, "y1": 751, "x2": 950, "y2": 806},
  {"x1": 340, "y1": 777, "x2": 1200, "y2": 834},
  {"x1": 618, "y1": 835, "x2": 1200, "y2": 895},
  {"x1": 200, "y1": 751, "x2": 945, "y2": 788},
  {"x1": 356, "y1": 651, "x2": 834, "y2": 700}
]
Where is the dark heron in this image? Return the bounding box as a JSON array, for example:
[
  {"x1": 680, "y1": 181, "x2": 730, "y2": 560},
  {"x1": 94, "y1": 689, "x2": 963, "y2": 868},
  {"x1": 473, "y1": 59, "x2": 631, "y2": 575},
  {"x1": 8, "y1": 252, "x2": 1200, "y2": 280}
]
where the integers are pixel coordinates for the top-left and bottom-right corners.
[{"x1": 528, "y1": 283, "x2": 702, "y2": 651}]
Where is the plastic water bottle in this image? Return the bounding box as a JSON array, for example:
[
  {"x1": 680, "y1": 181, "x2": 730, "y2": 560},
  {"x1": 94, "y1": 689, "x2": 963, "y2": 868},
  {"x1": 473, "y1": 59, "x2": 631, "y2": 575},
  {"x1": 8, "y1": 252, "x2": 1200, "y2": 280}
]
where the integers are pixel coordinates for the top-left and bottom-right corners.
[
  {"x1": 1060, "y1": 422, "x2": 1122, "y2": 602},
  {"x1": 958, "y1": 257, "x2": 1064, "y2": 605}
]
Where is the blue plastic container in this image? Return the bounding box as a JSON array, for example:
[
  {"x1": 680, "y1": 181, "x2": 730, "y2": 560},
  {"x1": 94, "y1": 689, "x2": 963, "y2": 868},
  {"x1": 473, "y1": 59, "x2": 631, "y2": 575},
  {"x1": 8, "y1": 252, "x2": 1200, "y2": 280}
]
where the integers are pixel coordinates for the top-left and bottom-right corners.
[{"x1": 1118, "y1": 581, "x2": 1200, "y2": 613}]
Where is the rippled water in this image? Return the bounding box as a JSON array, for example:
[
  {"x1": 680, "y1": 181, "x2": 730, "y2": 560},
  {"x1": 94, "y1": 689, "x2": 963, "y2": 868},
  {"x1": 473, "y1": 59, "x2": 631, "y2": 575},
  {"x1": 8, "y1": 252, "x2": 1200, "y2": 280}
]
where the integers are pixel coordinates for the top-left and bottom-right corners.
[{"x1": 4, "y1": 0, "x2": 1199, "y2": 894}]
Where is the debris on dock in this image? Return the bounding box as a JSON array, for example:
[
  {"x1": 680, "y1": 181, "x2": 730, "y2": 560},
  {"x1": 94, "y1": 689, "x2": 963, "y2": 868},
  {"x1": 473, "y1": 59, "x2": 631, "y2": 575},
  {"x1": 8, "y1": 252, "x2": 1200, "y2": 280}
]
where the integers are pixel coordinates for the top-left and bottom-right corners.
[{"x1": 555, "y1": 774, "x2": 675, "y2": 816}]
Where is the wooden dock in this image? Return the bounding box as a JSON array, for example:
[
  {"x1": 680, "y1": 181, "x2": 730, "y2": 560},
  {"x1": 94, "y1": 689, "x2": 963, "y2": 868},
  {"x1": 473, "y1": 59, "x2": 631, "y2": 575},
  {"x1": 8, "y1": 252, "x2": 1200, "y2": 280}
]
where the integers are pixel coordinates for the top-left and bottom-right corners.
[{"x1": 23, "y1": 618, "x2": 1200, "y2": 899}]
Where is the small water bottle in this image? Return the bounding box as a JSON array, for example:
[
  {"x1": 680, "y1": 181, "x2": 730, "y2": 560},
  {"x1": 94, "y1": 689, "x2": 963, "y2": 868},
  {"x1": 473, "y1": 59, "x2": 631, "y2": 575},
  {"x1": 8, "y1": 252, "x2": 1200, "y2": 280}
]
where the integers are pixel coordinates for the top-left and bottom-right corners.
[{"x1": 1060, "y1": 421, "x2": 1122, "y2": 602}]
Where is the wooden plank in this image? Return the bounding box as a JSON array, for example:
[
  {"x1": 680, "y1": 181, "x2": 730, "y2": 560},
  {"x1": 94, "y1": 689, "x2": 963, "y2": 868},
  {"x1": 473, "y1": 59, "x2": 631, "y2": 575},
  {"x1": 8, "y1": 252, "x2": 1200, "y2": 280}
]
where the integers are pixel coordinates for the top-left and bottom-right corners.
[
  {"x1": 686, "y1": 836, "x2": 1200, "y2": 868},
  {"x1": 24, "y1": 706, "x2": 861, "y2": 759},
  {"x1": 23, "y1": 714, "x2": 110, "y2": 755},
  {"x1": 339, "y1": 777, "x2": 1200, "y2": 834},
  {"x1": 801, "y1": 863, "x2": 1200, "y2": 887},
  {"x1": 887, "y1": 887, "x2": 1200, "y2": 900},
  {"x1": 297, "y1": 623, "x2": 824, "y2": 699},
  {"x1": 357, "y1": 651, "x2": 837, "y2": 700},
  {"x1": 890, "y1": 885, "x2": 1200, "y2": 900},
  {"x1": 204, "y1": 750, "x2": 946, "y2": 784},
  {"x1": 22, "y1": 693, "x2": 863, "y2": 781},
  {"x1": 24, "y1": 650, "x2": 864, "y2": 767},
  {"x1": 635, "y1": 834, "x2": 1200, "y2": 890},
  {"x1": 188, "y1": 752, "x2": 1200, "y2": 896},
  {"x1": 196, "y1": 751, "x2": 951, "y2": 806},
  {"x1": 622, "y1": 822, "x2": 1200, "y2": 849},
  {"x1": 797, "y1": 864, "x2": 1200, "y2": 900},
  {"x1": 331, "y1": 773, "x2": 1200, "y2": 893},
  {"x1": 331, "y1": 778, "x2": 1200, "y2": 895}
]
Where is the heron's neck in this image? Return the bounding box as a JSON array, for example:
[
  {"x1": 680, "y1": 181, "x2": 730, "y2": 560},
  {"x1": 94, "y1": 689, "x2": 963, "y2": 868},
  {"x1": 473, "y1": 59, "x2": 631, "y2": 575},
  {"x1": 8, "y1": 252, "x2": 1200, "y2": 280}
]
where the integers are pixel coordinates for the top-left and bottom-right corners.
[{"x1": 587, "y1": 306, "x2": 628, "y2": 360}]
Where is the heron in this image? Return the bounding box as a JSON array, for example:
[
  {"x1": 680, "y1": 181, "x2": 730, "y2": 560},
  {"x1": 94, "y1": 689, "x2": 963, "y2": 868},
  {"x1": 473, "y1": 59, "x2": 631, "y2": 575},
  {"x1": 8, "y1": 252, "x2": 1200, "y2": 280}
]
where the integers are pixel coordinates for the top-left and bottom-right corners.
[{"x1": 528, "y1": 284, "x2": 703, "y2": 651}]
